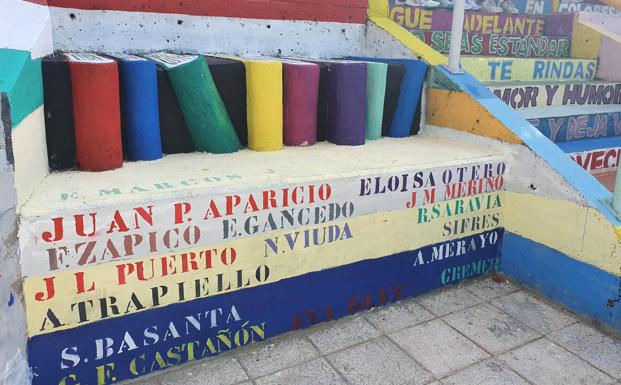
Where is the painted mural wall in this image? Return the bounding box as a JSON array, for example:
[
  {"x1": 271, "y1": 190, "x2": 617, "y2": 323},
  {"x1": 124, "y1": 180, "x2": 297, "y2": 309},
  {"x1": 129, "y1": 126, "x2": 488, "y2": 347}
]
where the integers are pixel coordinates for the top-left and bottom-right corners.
[
  {"x1": 4, "y1": 1, "x2": 621, "y2": 384},
  {"x1": 4, "y1": 1, "x2": 507, "y2": 384}
]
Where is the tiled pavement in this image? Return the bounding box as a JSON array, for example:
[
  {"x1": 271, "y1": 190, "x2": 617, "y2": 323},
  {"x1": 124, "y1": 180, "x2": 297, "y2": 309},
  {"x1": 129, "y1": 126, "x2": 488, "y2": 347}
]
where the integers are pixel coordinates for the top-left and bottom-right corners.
[{"x1": 128, "y1": 276, "x2": 621, "y2": 385}]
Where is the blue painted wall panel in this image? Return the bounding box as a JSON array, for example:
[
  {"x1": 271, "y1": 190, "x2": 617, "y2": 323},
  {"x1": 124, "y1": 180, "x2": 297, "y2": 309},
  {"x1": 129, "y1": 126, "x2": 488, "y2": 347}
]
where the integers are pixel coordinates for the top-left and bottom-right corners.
[{"x1": 501, "y1": 232, "x2": 621, "y2": 331}]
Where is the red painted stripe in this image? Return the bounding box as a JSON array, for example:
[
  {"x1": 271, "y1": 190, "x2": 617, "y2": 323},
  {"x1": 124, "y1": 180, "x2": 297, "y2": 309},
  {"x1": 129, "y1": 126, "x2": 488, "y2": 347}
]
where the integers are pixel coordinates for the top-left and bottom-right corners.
[{"x1": 31, "y1": 0, "x2": 368, "y2": 23}]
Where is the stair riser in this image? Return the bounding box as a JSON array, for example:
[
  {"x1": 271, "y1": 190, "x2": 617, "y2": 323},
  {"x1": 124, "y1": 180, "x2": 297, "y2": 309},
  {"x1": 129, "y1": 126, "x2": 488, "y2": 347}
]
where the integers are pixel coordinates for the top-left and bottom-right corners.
[
  {"x1": 557, "y1": 0, "x2": 621, "y2": 16},
  {"x1": 389, "y1": 5, "x2": 553, "y2": 37},
  {"x1": 413, "y1": 31, "x2": 570, "y2": 58},
  {"x1": 463, "y1": 57, "x2": 596, "y2": 83},
  {"x1": 490, "y1": 83, "x2": 621, "y2": 109},
  {"x1": 569, "y1": 147, "x2": 621, "y2": 174},
  {"x1": 529, "y1": 112, "x2": 621, "y2": 143}
]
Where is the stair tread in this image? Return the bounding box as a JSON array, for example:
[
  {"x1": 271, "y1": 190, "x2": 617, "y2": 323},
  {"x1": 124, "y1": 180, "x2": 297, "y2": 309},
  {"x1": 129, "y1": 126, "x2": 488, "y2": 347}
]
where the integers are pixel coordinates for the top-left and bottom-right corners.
[
  {"x1": 21, "y1": 132, "x2": 504, "y2": 218},
  {"x1": 557, "y1": 136, "x2": 621, "y2": 153},
  {"x1": 521, "y1": 105, "x2": 621, "y2": 119},
  {"x1": 486, "y1": 80, "x2": 620, "y2": 87}
]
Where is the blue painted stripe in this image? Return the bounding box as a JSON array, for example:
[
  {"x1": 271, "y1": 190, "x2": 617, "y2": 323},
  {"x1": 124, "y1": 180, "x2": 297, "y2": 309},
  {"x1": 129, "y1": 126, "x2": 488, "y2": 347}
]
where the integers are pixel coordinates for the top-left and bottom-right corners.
[
  {"x1": 501, "y1": 232, "x2": 621, "y2": 331},
  {"x1": 437, "y1": 66, "x2": 618, "y2": 226},
  {"x1": 117, "y1": 58, "x2": 163, "y2": 161},
  {"x1": 349, "y1": 57, "x2": 428, "y2": 137},
  {"x1": 27, "y1": 229, "x2": 502, "y2": 385}
]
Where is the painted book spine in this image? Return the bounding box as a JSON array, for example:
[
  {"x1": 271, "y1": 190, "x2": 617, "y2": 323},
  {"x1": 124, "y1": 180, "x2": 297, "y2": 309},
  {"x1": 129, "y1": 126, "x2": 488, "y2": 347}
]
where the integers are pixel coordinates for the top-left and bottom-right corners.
[
  {"x1": 69, "y1": 60, "x2": 123, "y2": 171},
  {"x1": 117, "y1": 59, "x2": 163, "y2": 161},
  {"x1": 283, "y1": 62, "x2": 320, "y2": 146},
  {"x1": 166, "y1": 56, "x2": 242, "y2": 154}
]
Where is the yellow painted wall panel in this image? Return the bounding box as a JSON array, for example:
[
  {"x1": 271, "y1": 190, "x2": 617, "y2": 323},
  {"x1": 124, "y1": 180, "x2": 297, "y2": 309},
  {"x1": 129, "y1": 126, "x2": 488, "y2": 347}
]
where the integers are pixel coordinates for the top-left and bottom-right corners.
[
  {"x1": 426, "y1": 89, "x2": 522, "y2": 144},
  {"x1": 503, "y1": 191, "x2": 621, "y2": 275},
  {"x1": 245, "y1": 60, "x2": 283, "y2": 151},
  {"x1": 572, "y1": 17, "x2": 602, "y2": 59}
]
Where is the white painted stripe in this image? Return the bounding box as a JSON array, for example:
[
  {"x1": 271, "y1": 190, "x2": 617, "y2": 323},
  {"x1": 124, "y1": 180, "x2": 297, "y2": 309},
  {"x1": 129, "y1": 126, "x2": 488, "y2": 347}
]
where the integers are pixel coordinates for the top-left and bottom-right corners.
[{"x1": 48, "y1": 7, "x2": 366, "y2": 58}]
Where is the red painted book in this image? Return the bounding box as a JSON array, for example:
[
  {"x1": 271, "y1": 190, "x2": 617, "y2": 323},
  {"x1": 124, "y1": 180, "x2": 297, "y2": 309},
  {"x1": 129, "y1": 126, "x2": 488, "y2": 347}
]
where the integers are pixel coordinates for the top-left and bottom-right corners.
[{"x1": 67, "y1": 53, "x2": 123, "y2": 171}]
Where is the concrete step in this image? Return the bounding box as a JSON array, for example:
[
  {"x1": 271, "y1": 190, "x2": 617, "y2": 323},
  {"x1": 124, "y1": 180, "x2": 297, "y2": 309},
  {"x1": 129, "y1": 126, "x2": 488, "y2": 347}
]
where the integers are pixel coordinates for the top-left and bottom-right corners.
[
  {"x1": 522, "y1": 105, "x2": 621, "y2": 143},
  {"x1": 21, "y1": 134, "x2": 505, "y2": 219},
  {"x1": 389, "y1": 5, "x2": 558, "y2": 37},
  {"x1": 413, "y1": 31, "x2": 571, "y2": 58},
  {"x1": 463, "y1": 57, "x2": 598, "y2": 83},
  {"x1": 388, "y1": 4, "x2": 578, "y2": 58},
  {"x1": 561, "y1": 136, "x2": 621, "y2": 176},
  {"x1": 489, "y1": 81, "x2": 621, "y2": 110}
]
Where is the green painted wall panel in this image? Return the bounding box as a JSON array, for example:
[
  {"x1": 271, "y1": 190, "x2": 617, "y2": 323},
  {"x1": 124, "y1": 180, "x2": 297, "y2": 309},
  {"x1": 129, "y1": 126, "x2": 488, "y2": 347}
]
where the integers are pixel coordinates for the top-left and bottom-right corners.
[{"x1": 0, "y1": 49, "x2": 43, "y2": 127}]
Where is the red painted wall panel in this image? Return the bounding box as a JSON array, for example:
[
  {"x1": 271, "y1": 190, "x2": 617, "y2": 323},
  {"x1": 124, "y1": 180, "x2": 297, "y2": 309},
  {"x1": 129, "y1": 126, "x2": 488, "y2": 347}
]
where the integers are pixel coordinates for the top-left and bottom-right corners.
[{"x1": 29, "y1": 0, "x2": 368, "y2": 23}]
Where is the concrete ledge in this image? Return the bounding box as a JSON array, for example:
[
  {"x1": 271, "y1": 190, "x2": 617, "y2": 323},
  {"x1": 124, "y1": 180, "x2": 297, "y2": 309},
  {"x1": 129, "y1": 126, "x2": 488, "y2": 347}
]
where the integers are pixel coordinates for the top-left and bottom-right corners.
[{"x1": 20, "y1": 135, "x2": 502, "y2": 217}]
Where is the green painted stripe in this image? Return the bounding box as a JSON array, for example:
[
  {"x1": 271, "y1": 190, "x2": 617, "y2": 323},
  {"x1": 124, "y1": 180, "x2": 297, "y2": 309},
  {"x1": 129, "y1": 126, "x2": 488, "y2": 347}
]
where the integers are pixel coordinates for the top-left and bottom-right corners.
[
  {"x1": 365, "y1": 62, "x2": 387, "y2": 140},
  {"x1": 0, "y1": 49, "x2": 43, "y2": 127},
  {"x1": 166, "y1": 56, "x2": 241, "y2": 153}
]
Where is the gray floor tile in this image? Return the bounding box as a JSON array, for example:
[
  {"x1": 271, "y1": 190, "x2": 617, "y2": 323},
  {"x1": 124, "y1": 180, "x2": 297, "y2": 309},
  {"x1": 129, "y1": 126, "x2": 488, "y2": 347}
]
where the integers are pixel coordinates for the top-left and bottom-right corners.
[
  {"x1": 389, "y1": 319, "x2": 490, "y2": 378},
  {"x1": 464, "y1": 276, "x2": 520, "y2": 301},
  {"x1": 499, "y1": 339, "x2": 614, "y2": 385},
  {"x1": 442, "y1": 359, "x2": 530, "y2": 385},
  {"x1": 491, "y1": 291, "x2": 576, "y2": 334},
  {"x1": 236, "y1": 335, "x2": 319, "y2": 378},
  {"x1": 417, "y1": 285, "x2": 484, "y2": 317},
  {"x1": 160, "y1": 356, "x2": 248, "y2": 385},
  {"x1": 307, "y1": 316, "x2": 382, "y2": 354},
  {"x1": 549, "y1": 322, "x2": 621, "y2": 378},
  {"x1": 365, "y1": 299, "x2": 435, "y2": 333},
  {"x1": 255, "y1": 358, "x2": 347, "y2": 385},
  {"x1": 327, "y1": 336, "x2": 434, "y2": 385},
  {"x1": 443, "y1": 303, "x2": 541, "y2": 354}
]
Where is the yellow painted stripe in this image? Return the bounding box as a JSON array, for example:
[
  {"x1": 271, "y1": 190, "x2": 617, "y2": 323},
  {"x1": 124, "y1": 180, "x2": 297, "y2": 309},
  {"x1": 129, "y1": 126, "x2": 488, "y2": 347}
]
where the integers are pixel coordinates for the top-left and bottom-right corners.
[
  {"x1": 368, "y1": 16, "x2": 448, "y2": 66},
  {"x1": 244, "y1": 60, "x2": 283, "y2": 151},
  {"x1": 24, "y1": 193, "x2": 502, "y2": 336},
  {"x1": 426, "y1": 89, "x2": 523, "y2": 144},
  {"x1": 503, "y1": 191, "x2": 620, "y2": 275}
]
